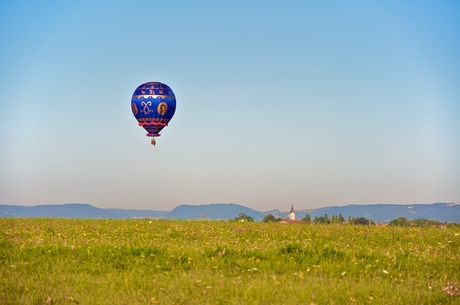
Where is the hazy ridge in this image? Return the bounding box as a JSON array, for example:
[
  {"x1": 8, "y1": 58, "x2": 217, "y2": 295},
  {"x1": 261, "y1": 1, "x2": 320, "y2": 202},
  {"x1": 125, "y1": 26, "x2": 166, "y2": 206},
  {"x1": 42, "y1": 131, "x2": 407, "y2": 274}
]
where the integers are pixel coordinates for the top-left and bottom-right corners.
[{"x1": 1, "y1": 202, "x2": 459, "y2": 223}]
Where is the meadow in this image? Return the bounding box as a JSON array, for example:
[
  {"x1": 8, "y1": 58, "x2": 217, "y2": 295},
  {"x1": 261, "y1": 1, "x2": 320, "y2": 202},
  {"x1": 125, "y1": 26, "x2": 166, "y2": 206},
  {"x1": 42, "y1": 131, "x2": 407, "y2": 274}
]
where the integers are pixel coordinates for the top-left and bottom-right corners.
[{"x1": 1, "y1": 218, "x2": 459, "y2": 304}]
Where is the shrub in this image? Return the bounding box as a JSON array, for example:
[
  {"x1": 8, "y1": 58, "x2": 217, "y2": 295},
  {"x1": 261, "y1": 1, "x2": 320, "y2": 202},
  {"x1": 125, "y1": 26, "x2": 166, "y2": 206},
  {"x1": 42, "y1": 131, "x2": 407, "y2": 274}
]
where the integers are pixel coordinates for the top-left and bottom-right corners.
[{"x1": 262, "y1": 214, "x2": 276, "y2": 223}]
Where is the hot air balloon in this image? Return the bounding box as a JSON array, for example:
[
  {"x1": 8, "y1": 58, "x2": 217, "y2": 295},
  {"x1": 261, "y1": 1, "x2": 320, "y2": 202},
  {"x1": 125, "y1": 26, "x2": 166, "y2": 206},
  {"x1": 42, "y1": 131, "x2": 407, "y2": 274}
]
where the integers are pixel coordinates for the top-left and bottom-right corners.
[{"x1": 131, "y1": 82, "x2": 176, "y2": 146}]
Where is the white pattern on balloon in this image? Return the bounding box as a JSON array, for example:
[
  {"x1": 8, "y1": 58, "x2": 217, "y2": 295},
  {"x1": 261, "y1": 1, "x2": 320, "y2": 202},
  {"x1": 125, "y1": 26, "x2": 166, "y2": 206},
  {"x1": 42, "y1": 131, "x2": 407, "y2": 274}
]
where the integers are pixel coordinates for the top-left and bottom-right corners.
[{"x1": 140, "y1": 101, "x2": 153, "y2": 115}]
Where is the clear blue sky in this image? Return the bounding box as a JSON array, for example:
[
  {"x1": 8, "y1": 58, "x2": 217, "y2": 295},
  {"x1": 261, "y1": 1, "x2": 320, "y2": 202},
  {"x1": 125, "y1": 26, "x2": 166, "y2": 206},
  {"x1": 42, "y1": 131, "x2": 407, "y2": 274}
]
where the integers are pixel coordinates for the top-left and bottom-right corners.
[{"x1": 1, "y1": 1, "x2": 459, "y2": 211}]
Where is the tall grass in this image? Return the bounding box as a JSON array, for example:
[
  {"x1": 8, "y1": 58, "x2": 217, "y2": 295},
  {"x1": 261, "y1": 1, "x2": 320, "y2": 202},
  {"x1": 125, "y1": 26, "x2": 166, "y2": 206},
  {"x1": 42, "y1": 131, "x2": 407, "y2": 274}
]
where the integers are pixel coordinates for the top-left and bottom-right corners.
[{"x1": 1, "y1": 218, "x2": 459, "y2": 304}]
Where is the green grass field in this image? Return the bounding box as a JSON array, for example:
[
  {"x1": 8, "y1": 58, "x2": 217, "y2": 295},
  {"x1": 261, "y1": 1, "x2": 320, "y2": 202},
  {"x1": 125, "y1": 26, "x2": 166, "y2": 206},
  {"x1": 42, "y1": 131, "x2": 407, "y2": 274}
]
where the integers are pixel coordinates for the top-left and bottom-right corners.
[{"x1": 1, "y1": 218, "x2": 459, "y2": 304}]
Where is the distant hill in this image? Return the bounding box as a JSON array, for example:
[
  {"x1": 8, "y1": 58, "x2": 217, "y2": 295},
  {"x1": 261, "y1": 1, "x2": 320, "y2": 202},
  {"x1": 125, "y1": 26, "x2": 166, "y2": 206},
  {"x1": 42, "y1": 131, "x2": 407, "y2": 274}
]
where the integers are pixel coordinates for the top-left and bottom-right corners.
[
  {"x1": 165, "y1": 203, "x2": 272, "y2": 220},
  {"x1": 0, "y1": 202, "x2": 458, "y2": 223},
  {"x1": 293, "y1": 203, "x2": 460, "y2": 223},
  {"x1": 0, "y1": 203, "x2": 167, "y2": 219}
]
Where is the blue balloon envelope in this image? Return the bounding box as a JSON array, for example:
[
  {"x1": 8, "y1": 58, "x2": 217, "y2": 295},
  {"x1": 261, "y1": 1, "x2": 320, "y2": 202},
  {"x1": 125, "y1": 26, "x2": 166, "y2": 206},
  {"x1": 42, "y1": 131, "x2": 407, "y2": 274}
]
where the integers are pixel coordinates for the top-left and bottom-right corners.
[{"x1": 131, "y1": 82, "x2": 176, "y2": 145}]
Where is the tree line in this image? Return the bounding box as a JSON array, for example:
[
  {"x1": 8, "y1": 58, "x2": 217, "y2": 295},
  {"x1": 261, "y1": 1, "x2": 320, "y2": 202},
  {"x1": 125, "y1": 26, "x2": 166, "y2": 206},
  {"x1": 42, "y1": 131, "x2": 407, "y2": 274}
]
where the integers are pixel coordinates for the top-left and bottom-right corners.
[
  {"x1": 261, "y1": 213, "x2": 375, "y2": 225},
  {"x1": 233, "y1": 213, "x2": 458, "y2": 227},
  {"x1": 303, "y1": 213, "x2": 375, "y2": 225}
]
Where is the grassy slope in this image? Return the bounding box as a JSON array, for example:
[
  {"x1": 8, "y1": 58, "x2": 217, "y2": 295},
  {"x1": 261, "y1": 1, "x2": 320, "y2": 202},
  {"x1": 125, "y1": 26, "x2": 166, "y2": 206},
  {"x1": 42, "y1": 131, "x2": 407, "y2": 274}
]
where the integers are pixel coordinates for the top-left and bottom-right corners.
[{"x1": 1, "y1": 219, "x2": 459, "y2": 304}]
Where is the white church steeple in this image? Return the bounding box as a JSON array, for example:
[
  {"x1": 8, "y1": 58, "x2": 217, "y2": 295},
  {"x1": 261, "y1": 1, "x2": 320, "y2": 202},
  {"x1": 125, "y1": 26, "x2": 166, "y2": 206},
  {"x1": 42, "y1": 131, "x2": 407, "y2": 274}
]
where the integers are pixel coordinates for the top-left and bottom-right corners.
[{"x1": 289, "y1": 205, "x2": 295, "y2": 220}]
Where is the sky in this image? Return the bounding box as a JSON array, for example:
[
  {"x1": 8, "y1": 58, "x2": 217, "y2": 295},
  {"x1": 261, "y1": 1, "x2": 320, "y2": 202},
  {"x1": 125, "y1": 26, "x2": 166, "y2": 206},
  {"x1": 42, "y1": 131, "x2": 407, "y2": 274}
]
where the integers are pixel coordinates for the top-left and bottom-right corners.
[{"x1": 1, "y1": 1, "x2": 459, "y2": 212}]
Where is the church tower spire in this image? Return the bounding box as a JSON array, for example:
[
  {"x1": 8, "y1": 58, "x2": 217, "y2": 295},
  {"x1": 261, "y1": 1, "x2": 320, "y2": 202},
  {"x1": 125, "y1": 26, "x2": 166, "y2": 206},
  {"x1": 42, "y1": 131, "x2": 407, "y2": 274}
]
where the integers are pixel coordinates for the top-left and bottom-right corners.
[{"x1": 289, "y1": 205, "x2": 295, "y2": 220}]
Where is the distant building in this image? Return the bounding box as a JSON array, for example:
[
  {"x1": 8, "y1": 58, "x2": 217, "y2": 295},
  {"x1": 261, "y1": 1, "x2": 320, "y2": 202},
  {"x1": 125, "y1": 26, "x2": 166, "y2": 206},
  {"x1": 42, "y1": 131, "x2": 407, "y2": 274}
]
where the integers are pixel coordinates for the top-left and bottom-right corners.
[
  {"x1": 289, "y1": 205, "x2": 295, "y2": 220},
  {"x1": 279, "y1": 205, "x2": 304, "y2": 224}
]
